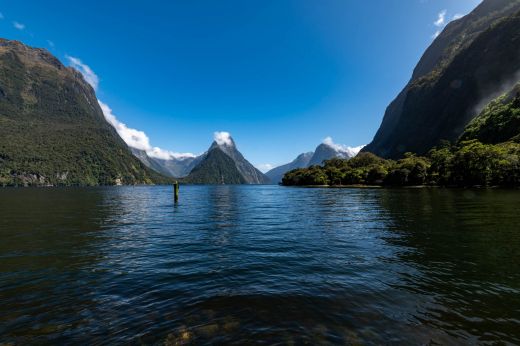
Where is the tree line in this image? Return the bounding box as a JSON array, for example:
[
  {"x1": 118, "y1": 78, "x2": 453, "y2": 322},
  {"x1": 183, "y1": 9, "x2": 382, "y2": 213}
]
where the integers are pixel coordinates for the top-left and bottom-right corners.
[{"x1": 282, "y1": 140, "x2": 520, "y2": 187}]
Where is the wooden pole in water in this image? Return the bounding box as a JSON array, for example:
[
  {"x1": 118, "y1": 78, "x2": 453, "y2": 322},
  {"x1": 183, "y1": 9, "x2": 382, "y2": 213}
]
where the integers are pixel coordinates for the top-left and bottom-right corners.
[{"x1": 174, "y1": 181, "x2": 179, "y2": 202}]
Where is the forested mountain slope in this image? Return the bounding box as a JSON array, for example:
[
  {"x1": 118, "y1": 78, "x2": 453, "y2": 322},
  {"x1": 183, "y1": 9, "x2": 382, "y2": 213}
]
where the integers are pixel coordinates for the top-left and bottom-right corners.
[{"x1": 0, "y1": 39, "x2": 167, "y2": 186}]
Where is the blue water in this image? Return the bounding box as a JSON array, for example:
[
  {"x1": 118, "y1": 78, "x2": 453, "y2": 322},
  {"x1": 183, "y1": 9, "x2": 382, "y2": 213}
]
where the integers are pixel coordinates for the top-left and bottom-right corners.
[{"x1": 0, "y1": 186, "x2": 519, "y2": 344}]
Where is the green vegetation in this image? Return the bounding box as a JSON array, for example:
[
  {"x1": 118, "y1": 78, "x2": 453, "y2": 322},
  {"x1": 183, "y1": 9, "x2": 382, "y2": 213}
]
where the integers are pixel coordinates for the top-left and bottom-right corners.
[
  {"x1": 0, "y1": 39, "x2": 169, "y2": 187},
  {"x1": 182, "y1": 148, "x2": 247, "y2": 184},
  {"x1": 461, "y1": 84, "x2": 520, "y2": 144},
  {"x1": 282, "y1": 140, "x2": 520, "y2": 187}
]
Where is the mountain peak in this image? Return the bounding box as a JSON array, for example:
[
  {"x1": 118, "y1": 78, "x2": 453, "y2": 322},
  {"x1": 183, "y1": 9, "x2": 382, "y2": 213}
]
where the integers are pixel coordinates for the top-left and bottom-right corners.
[
  {"x1": 213, "y1": 131, "x2": 235, "y2": 147},
  {"x1": 307, "y1": 138, "x2": 363, "y2": 167},
  {"x1": 321, "y1": 137, "x2": 364, "y2": 157},
  {"x1": 209, "y1": 131, "x2": 241, "y2": 160},
  {"x1": 185, "y1": 132, "x2": 270, "y2": 184}
]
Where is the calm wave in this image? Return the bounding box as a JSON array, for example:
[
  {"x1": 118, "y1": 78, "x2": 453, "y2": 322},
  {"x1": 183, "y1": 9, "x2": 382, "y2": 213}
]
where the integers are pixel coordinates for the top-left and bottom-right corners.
[{"x1": 1, "y1": 186, "x2": 519, "y2": 344}]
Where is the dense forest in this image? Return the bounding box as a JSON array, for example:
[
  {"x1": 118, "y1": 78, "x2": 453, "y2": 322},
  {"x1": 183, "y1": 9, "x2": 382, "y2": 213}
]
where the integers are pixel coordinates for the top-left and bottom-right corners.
[{"x1": 282, "y1": 140, "x2": 520, "y2": 188}]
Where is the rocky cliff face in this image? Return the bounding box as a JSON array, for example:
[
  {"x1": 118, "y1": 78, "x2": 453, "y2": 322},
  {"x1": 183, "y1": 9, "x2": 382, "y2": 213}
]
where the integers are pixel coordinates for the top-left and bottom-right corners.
[
  {"x1": 0, "y1": 39, "x2": 166, "y2": 186},
  {"x1": 363, "y1": 0, "x2": 520, "y2": 158}
]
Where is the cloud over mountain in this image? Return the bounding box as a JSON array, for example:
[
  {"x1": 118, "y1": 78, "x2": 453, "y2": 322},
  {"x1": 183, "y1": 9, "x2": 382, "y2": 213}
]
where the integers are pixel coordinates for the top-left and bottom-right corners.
[
  {"x1": 432, "y1": 9, "x2": 466, "y2": 38},
  {"x1": 322, "y1": 137, "x2": 364, "y2": 157},
  {"x1": 256, "y1": 163, "x2": 274, "y2": 173},
  {"x1": 66, "y1": 56, "x2": 99, "y2": 91},
  {"x1": 214, "y1": 131, "x2": 233, "y2": 146},
  {"x1": 68, "y1": 57, "x2": 194, "y2": 160}
]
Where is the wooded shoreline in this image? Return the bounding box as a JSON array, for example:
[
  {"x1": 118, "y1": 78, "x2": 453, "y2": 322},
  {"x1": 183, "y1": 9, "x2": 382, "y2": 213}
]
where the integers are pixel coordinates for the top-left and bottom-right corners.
[{"x1": 281, "y1": 140, "x2": 520, "y2": 188}]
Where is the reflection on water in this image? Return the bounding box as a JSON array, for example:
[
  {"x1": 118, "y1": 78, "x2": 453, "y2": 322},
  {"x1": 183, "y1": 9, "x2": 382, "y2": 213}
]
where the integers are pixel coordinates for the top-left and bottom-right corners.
[
  {"x1": 0, "y1": 186, "x2": 519, "y2": 344},
  {"x1": 379, "y1": 189, "x2": 520, "y2": 344}
]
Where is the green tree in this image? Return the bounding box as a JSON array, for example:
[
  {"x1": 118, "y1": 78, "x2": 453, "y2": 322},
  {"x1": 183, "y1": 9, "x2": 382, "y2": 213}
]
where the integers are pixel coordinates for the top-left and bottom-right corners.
[
  {"x1": 366, "y1": 165, "x2": 388, "y2": 185},
  {"x1": 325, "y1": 167, "x2": 344, "y2": 185},
  {"x1": 428, "y1": 146, "x2": 454, "y2": 185},
  {"x1": 451, "y1": 140, "x2": 501, "y2": 186}
]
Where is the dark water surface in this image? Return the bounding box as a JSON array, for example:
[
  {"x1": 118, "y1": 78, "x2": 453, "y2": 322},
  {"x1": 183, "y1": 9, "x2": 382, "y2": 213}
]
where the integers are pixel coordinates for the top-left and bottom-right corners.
[{"x1": 1, "y1": 186, "x2": 519, "y2": 345}]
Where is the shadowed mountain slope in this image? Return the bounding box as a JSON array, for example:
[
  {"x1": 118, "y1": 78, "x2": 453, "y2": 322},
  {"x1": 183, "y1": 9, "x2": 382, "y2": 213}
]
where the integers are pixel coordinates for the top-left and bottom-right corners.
[{"x1": 363, "y1": 0, "x2": 520, "y2": 158}]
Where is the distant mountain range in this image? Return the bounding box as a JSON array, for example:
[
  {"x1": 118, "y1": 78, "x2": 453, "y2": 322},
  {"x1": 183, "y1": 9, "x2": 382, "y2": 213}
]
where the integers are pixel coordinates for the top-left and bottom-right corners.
[
  {"x1": 133, "y1": 132, "x2": 270, "y2": 184},
  {"x1": 307, "y1": 140, "x2": 360, "y2": 166},
  {"x1": 266, "y1": 139, "x2": 363, "y2": 183},
  {"x1": 265, "y1": 152, "x2": 313, "y2": 185},
  {"x1": 363, "y1": 0, "x2": 520, "y2": 158},
  {"x1": 130, "y1": 148, "x2": 201, "y2": 178},
  {"x1": 3, "y1": 0, "x2": 519, "y2": 186},
  {"x1": 125, "y1": 0, "x2": 520, "y2": 183}
]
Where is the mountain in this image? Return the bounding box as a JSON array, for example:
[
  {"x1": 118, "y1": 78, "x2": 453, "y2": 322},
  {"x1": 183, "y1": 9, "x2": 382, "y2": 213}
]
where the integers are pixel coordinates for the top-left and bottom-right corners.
[
  {"x1": 131, "y1": 148, "x2": 202, "y2": 178},
  {"x1": 266, "y1": 140, "x2": 361, "y2": 183},
  {"x1": 0, "y1": 39, "x2": 167, "y2": 186},
  {"x1": 131, "y1": 148, "x2": 174, "y2": 176},
  {"x1": 307, "y1": 142, "x2": 355, "y2": 167},
  {"x1": 363, "y1": 0, "x2": 520, "y2": 158},
  {"x1": 265, "y1": 152, "x2": 313, "y2": 184},
  {"x1": 182, "y1": 147, "x2": 246, "y2": 184},
  {"x1": 184, "y1": 135, "x2": 270, "y2": 184},
  {"x1": 460, "y1": 83, "x2": 520, "y2": 144}
]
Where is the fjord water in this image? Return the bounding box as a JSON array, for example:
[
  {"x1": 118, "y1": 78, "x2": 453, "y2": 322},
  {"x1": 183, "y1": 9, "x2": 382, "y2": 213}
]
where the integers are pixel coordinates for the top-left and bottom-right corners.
[{"x1": 0, "y1": 186, "x2": 519, "y2": 344}]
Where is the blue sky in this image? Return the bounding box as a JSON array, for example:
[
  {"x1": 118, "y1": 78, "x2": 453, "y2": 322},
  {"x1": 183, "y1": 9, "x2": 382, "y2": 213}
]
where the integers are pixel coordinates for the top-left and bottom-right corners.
[{"x1": 1, "y1": 0, "x2": 481, "y2": 170}]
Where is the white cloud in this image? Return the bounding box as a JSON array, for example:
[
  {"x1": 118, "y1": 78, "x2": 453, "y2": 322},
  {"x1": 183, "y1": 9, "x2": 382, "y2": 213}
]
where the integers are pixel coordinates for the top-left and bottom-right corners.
[
  {"x1": 323, "y1": 137, "x2": 364, "y2": 157},
  {"x1": 66, "y1": 56, "x2": 99, "y2": 91},
  {"x1": 97, "y1": 100, "x2": 195, "y2": 160},
  {"x1": 434, "y1": 10, "x2": 447, "y2": 27},
  {"x1": 431, "y1": 10, "x2": 465, "y2": 39},
  {"x1": 148, "y1": 147, "x2": 196, "y2": 160},
  {"x1": 47, "y1": 40, "x2": 55, "y2": 48},
  {"x1": 452, "y1": 14, "x2": 463, "y2": 20},
  {"x1": 13, "y1": 21, "x2": 25, "y2": 30},
  {"x1": 66, "y1": 56, "x2": 193, "y2": 160},
  {"x1": 214, "y1": 131, "x2": 233, "y2": 146},
  {"x1": 98, "y1": 100, "x2": 151, "y2": 150},
  {"x1": 256, "y1": 163, "x2": 274, "y2": 173}
]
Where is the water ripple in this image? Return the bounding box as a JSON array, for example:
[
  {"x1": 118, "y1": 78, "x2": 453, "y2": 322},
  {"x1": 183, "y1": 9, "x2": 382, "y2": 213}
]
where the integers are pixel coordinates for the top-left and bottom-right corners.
[{"x1": 0, "y1": 186, "x2": 519, "y2": 344}]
